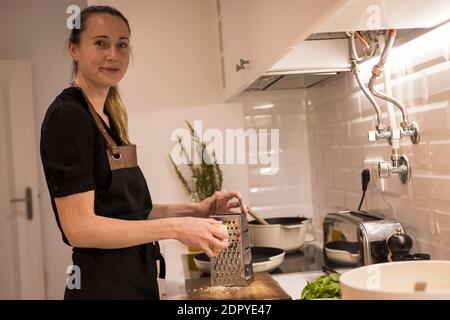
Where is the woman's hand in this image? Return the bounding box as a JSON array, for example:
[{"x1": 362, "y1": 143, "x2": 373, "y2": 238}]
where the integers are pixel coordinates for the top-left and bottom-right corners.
[
  {"x1": 197, "y1": 191, "x2": 248, "y2": 218},
  {"x1": 174, "y1": 217, "x2": 229, "y2": 257}
]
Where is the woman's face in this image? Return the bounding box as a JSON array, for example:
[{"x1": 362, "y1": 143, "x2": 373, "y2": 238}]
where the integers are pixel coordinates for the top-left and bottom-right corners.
[{"x1": 70, "y1": 14, "x2": 130, "y2": 88}]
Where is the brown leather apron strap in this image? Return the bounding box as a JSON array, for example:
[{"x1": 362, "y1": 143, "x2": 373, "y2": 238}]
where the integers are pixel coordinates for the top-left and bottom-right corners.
[
  {"x1": 74, "y1": 84, "x2": 138, "y2": 170},
  {"x1": 77, "y1": 88, "x2": 119, "y2": 155}
]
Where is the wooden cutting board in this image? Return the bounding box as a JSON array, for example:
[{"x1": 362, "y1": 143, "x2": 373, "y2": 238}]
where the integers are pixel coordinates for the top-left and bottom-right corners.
[{"x1": 184, "y1": 272, "x2": 291, "y2": 300}]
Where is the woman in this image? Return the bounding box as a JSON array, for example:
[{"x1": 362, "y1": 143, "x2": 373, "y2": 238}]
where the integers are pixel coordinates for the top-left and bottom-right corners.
[{"x1": 40, "y1": 5, "x2": 244, "y2": 300}]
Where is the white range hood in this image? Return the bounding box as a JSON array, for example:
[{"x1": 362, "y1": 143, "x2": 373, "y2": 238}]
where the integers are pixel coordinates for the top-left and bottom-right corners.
[
  {"x1": 245, "y1": 0, "x2": 450, "y2": 92},
  {"x1": 245, "y1": 35, "x2": 350, "y2": 91},
  {"x1": 317, "y1": 0, "x2": 450, "y2": 33}
]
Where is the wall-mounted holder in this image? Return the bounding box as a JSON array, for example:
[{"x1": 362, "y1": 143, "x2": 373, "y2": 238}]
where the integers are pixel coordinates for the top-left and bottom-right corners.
[
  {"x1": 400, "y1": 121, "x2": 421, "y2": 145},
  {"x1": 368, "y1": 121, "x2": 420, "y2": 145},
  {"x1": 378, "y1": 155, "x2": 411, "y2": 185}
]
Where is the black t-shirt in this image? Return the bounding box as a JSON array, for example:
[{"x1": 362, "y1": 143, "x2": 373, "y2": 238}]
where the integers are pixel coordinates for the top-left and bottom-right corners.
[{"x1": 40, "y1": 86, "x2": 123, "y2": 245}]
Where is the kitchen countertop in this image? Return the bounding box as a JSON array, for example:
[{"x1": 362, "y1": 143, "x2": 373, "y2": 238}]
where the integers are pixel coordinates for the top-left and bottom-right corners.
[
  {"x1": 163, "y1": 243, "x2": 334, "y2": 300},
  {"x1": 163, "y1": 241, "x2": 352, "y2": 300},
  {"x1": 271, "y1": 268, "x2": 349, "y2": 300}
]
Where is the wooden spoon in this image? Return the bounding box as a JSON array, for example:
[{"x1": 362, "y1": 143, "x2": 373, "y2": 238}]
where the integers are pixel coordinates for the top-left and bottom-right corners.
[{"x1": 247, "y1": 207, "x2": 269, "y2": 225}]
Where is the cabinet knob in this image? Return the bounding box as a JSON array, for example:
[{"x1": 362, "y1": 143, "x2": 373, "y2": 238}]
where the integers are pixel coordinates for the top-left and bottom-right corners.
[{"x1": 235, "y1": 59, "x2": 249, "y2": 72}]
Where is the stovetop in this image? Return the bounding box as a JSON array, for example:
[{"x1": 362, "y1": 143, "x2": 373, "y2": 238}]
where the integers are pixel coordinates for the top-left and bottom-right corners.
[{"x1": 181, "y1": 243, "x2": 325, "y2": 280}]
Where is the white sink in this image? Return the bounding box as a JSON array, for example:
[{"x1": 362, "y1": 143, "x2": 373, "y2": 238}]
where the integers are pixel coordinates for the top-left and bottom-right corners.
[{"x1": 340, "y1": 260, "x2": 450, "y2": 300}]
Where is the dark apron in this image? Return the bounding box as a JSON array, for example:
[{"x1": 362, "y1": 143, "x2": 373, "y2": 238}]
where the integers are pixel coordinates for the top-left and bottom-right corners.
[{"x1": 64, "y1": 88, "x2": 165, "y2": 300}]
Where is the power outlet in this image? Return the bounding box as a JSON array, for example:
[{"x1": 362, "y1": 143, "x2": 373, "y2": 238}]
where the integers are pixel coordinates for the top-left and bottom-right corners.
[{"x1": 363, "y1": 159, "x2": 385, "y2": 192}]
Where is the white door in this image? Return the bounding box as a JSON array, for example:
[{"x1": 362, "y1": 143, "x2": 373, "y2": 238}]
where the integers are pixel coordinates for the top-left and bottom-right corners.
[{"x1": 0, "y1": 60, "x2": 45, "y2": 299}]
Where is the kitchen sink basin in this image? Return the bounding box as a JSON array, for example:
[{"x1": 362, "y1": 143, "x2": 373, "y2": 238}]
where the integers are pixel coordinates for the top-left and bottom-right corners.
[{"x1": 340, "y1": 260, "x2": 450, "y2": 300}]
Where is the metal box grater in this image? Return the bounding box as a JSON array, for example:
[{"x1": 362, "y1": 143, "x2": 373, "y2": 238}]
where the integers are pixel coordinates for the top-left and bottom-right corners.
[{"x1": 210, "y1": 213, "x2": 254, "y2": 287}]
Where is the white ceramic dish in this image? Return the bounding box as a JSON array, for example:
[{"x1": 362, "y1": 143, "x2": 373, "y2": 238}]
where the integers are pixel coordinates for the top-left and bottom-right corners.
[
  {"x1": 340, "y1": 260, "x2": 450, "y2": 300},
  {"x1": 194, "y1": 247, "x2": 285, "y2": 274},
  {"x1": 248, "y1": 217, "x2": 308, "y2": 253},
  {"x1": 252, "y1": 250, "x2": 285, "y2": 273},
  {"x1": 324, "y1": 247, "x2": 359, "y2": 266}
]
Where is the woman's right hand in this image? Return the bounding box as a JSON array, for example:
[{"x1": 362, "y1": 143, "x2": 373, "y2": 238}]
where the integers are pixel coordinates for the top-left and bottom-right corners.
[{"x1": 174, "y1": 217, "x2": 229, "y2": 257}]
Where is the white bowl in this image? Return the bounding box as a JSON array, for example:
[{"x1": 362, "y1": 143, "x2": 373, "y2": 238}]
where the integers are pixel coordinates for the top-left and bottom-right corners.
[{"x1": 340, "y1": 260, "x2": 450, "y2": 300}]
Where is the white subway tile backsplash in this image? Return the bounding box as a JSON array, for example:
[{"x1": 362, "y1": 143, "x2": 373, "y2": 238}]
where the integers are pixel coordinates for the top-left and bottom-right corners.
[
  {"x1": 406, "y1": 74, "x2": 427, "y2": 106},
  {"x1": 323, "y1": 146, "x2": 341, "y2": 166},
  {"x1": 344, "y1": 191, "x2": 362, "y2": 210},
  {"x1": 331, "y1": 122, "x2": 349, "y2": 145},
  {"x1": 321, "y1": 105, "x2": 342, "y2": 124},
  {"x1": 334, "y1": 167, "x2": 354, "y2": 191},
  {"x1": 396, "y1": 205, "x2": 435, "y2": 238},
  {"x1": 365, "y1": 194, "x2": 394, "y2": 218},
  {"x1": 311, "y1": 204, "x2": 322, "y2": 229},
  {"x1": 349, "y1": 118, "x2": 374, "y2": 143},
  {"x1": 248, "y1": 164, "x2": 305, "y2": 186},
  {"x1": 363, "y1": 144, "x2": 391, "y2": 160},
  {"x1": 353, "y1": 168, "x2": 364, "y2": 193},
  {"x1": 251, "y1": 203, "x2": 309, "y2": 220},
  {"x1": 391, "y1": 81, "x2": 407, "y2": 107},
  {"x1": 279, "y1": 148, "x2": 309, "y2": 167},
  {"x1": 429, "y1": 141, "x2": 450, "y2": 172},
  {"x1": 307, "y1": 128, "x2": 314, "y2": 143},
  {"x1": 325, "y1": 188, "x2": 345, "y2": 209},
  {"x1": 314, "y1": 127, "x2": 331, "y2": 145},
  {"x1": 310, "y1": 166, "x2": 318, "y2": 185},
  {"x1": 249, "y1": 185, "x2": 310, "y2": 207},
  {"x1": 311, "y1": 185, "x2": 326, "y2": 205},
  {"x1": 281, "y1": 131, "x2": 309, "y2": 150},
  {"x1": 341, "y1": 146, "x2": 365, "y2": 167},
  {"x1": 310, "y1": 146, "x2": 323, "y2": 165},
  {"x1": 414, "y1": 237, "x2": 443, "y2": 260},
  {"x1": 401, "y1": 143, "x2": 430, "y2": 171},
  {"x1": 278, "y1": 113, "x2": 305, "y2": 129},
  {"x1": 244, "y1": 97, "x2": 312, "y2": 225},
  {"x1": 360, "y1": 93, "x2": 387, "y2": 118},
  {"x1": 338, "y1": 95, "x2": 361, "y2": 121},
  {"x1": 425, "y1": 62, "x2": 450, "y2": 96},
  {"x1": 435, "y1": 209, "x2": 450, "y2": 246},
  {"x1": 318, "y1": 167, "x2": 333, "y2": 187},
  {"x1": 382, "y1": 177, "x2": 408, "y2": 196},
  {"x1": 411, "y1": 175, "x2": 450, "y2": 205},
  {"x1": 307, "y1": 112, "x2": 321, "y2": 127},
  {"x1": 442, "y1": 246, "x2": 450, "y2": 260},
  {"x1": 390, "y1": 65, "x2": 407, "y2": 81},
  {"x1": 420, "y1": 103, "x2": 450, "y2": 137},
  {"x1": 390, "y1": 73, "x2": 426, "y2": 108},
  {"x1": 250, "y1": 114, "x2": 274, "y2": 127},
  {"x1": 408, "y1": 45, "x2": 448, "y2": 74},
  {"x1": 427, "y1": 89, "x2": 450, "y2": 105}
]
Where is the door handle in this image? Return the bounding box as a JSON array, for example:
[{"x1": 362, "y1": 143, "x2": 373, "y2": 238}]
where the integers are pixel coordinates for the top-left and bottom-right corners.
[{"x1": 10, "y1": 187, "x2": 33, "y2": 220}]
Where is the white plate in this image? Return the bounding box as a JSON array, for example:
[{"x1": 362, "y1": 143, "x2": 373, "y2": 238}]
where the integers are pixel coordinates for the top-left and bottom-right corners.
[
  {"x1": 194, "y1": 249, "x2": 285, "y2": 274},
  {"x1": 324, "y1": 247, "x2": 359, "y2": 266}
]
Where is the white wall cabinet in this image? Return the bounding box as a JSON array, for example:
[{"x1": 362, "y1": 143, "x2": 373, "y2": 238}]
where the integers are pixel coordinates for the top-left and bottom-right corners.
[{"x1": 217, "y1": 0, "x2": 349, "y2": 101}]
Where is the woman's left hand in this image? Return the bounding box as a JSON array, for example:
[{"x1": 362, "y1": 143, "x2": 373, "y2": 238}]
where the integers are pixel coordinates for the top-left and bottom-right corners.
[{"x1": 197, "y1": 191, "x2": 248, "y2": 217}]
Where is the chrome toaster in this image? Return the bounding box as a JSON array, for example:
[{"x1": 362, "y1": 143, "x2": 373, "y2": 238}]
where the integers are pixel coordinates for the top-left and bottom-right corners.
[{"x1": 323, "y1": 210, "x2": 404, "y2": 267}]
